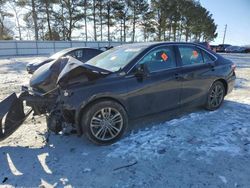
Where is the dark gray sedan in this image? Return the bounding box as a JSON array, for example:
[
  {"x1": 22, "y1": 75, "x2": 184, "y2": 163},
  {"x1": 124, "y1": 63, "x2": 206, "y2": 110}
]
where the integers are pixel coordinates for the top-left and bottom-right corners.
[{"x1": 0, "y1": 42, "x2": 236, "y2": 145}]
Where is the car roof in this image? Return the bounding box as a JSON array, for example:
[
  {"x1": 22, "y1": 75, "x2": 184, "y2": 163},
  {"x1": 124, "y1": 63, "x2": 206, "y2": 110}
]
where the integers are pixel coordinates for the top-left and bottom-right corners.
[
  {"x1": 119, "y1": 41, "x2": 206, "y2": 48},
  {"x1": 64, "y1": 47, "x2": 102, "y2": 51}
]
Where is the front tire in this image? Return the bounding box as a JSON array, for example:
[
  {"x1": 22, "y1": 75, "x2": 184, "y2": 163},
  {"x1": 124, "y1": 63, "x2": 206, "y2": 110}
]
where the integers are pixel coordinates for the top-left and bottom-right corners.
[
  {"x1": 81, "y1": 100, "x2": 128, "y2": 145},
  {"x1": 205, "y1": 81, "x2": 225, "y2": 111}
]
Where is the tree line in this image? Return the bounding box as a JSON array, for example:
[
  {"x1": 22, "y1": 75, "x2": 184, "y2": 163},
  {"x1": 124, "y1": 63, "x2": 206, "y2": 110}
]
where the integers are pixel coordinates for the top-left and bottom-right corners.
[{"x1": 0, "y1": 0, "x2": 218, "y2": 42}]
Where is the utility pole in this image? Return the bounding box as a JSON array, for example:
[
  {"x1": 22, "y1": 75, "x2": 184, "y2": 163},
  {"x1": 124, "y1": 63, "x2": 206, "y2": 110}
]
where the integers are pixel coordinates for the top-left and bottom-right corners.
[{"x1": 222, "y1": 24, "x2": 227, "y2": 44}]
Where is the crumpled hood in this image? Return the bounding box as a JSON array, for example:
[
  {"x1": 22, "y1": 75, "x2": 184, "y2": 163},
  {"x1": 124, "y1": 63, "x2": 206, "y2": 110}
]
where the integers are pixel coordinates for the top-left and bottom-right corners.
[
  {"x1": 57, "y1": 57, "x2": 84, "y2": 82},
  {"x1": 29, "y1": 60, "x2": 58, "y2": 93},
  {"x1": 30, "y1": 61, "x2": 54, "y2": 83},
  {"x1": 30, "y1": 56, "x2": 110, "y2": 92},
  {"x1": 57, "y1": 56, "x2": 110, "y2": 88}
]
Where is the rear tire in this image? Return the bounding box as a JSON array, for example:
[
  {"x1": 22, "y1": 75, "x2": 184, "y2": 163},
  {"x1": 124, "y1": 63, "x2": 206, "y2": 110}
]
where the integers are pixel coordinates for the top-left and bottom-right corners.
[
  {"x1": 81, "y1": 100, "x2": 128, "y2": 145},
  {"x1": 205, "y1": 81, "x2": 225, "y2": 111}
]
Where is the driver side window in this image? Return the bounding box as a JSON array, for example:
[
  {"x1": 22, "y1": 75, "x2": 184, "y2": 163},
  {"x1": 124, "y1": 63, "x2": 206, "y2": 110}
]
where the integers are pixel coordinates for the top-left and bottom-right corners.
[{"x1": 138, "y1": 46, "x2": 176, "y2": 72}]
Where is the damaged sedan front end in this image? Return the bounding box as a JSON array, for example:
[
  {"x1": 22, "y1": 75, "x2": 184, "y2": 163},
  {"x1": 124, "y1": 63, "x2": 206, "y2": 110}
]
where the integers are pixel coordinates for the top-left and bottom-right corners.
[{"x1": 0, "y1": 56, "x2": 112, "y2": 141}]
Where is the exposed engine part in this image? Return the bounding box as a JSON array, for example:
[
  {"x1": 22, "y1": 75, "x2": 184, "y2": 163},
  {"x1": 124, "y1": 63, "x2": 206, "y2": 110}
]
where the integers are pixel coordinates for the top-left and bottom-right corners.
[{"x1": 46, "y1": 111, "x2": 63, "y2": 134}]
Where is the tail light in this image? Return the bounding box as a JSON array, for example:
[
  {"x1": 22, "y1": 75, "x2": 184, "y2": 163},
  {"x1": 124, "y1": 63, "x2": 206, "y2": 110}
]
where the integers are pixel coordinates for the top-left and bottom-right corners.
[
  {"x1": 231, "y1": 64, "x2": 236, "y2": 71},
  {"x1": 207, "y1": 43, "x2": 211, "y2": 50}
]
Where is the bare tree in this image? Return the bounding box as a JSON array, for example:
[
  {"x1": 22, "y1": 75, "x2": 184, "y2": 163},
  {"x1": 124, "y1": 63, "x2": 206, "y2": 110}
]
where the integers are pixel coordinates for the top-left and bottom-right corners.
[
  {"x1": 0, "y1": 0, "x2": 14, "y2": 40},
  {"x1": 7, "y1": 1, "x2": 23, "y2": 40}
]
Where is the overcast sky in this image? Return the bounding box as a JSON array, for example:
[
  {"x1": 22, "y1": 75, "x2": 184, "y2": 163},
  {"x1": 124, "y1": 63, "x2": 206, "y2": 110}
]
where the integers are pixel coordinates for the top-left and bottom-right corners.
[{"x1": 199, "y1": 0, "x2": 250, "y2": 45}]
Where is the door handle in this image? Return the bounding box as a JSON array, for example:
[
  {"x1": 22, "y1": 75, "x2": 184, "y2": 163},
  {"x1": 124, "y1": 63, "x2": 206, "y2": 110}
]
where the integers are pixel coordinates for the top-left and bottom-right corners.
[
  {"x1": 209, "y1": 63, "x2": 215, "y2": 71},
  {"x1": 175, "y1": 73, "x2": 189, "y2": 80},
  {"x1": 175, "y1": 73, "x2": 183, "y2": 80}
]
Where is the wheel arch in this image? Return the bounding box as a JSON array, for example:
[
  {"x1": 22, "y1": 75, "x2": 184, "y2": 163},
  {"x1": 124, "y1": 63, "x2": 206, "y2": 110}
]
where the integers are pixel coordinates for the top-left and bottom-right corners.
[
  {"x1": 215, "y1": 78, "x2": 228, "y2": 95},
  {"x1": 75, "y1": 96, "x2": 127, "y2": 135}
]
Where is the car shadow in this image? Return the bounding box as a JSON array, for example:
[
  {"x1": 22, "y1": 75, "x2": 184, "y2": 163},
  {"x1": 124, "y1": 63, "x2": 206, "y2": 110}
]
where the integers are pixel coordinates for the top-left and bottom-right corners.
[
  {"x1": 129, "y1": 99, "x2": 250, "y2": 132},
  {"x1": 0, "y1": 99, "x2": 250, "y2": 187},
  {"x1": 235, "y1": 77, "x2": 250, "y2": 89},
  {"x1": 129, "y1": 103, "x2": 207, "y2": 133}
]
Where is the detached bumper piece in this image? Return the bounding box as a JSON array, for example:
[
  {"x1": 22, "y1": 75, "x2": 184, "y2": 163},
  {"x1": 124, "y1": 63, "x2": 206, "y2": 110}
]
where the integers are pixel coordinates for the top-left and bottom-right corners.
[{"x1": 0, "y1": 93, "x2": 32, "y2": 141}]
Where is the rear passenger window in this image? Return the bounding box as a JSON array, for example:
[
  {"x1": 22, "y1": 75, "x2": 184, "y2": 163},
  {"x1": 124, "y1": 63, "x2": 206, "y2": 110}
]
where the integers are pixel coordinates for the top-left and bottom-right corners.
[
  {"x1": 179, "y1": 46, "x2": 204, "y2": 66},
  {"x1": 139, "y1": 46, "x2": 176, "y2": 72}
]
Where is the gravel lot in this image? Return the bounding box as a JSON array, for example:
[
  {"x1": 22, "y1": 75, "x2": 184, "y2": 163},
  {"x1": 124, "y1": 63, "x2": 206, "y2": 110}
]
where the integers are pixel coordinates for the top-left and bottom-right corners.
[{"x1": 0, "y1": 54, "x2": 250, "y2": 188}]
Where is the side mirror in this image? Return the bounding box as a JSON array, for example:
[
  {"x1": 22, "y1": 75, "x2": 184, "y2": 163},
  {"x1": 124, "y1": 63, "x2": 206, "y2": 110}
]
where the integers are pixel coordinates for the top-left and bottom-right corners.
[{"x1": 134, "y1": 64, "x2": 148, "y2": 79}]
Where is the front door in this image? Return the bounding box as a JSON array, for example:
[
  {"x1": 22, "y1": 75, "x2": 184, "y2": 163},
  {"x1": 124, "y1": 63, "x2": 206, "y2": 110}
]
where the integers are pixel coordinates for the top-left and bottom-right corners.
[{"x1": 125, "y1": 45, "x2": 182, "y2": 118}]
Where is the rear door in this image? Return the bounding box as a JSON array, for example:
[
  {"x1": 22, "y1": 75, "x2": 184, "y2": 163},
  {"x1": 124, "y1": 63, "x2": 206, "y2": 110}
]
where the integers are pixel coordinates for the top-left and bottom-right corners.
[
  {"x1": 125, "y1": 45, "x2": 182, "y2": 118},
  {"x1": 177, "y1": 44, "x2": 217, "y2": 106}
]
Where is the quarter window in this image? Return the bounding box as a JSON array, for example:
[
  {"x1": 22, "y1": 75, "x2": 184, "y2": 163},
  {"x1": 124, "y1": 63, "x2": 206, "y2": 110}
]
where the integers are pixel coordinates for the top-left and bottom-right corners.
[
  {"x1": 138, "y1": 46, "x2": 176, "y2": 72},
  {"x1": 179, "y1": 46, "x2": 204, "y2": 66},
  {"x1": 202, "y1": 50, "x2": 215, "y2": 63}
]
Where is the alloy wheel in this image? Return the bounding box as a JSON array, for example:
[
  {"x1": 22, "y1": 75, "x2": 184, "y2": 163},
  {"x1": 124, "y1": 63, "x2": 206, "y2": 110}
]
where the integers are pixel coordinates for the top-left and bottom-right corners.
[
  {"x1": 90, "y1": 107, "x2": 123, "y2": 141},
  {"x1": 209, "y1": 84, "x2": 224, "y2": 108}
]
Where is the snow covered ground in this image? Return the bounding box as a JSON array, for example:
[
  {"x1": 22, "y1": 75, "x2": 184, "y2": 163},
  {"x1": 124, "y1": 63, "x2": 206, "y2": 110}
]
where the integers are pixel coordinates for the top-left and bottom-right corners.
[{"x1": 0, "y1": 54, "x2": 250, "y2": 187}]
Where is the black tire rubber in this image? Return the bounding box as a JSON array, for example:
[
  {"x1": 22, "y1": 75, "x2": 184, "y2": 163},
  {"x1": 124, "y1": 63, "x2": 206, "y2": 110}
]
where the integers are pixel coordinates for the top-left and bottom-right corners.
[
  {"x1": 205, "y1": 81, "x2": 225, "y2": 111},
  {"x1": 81, "y1": 100, "x2": 128, "y2": 145}
]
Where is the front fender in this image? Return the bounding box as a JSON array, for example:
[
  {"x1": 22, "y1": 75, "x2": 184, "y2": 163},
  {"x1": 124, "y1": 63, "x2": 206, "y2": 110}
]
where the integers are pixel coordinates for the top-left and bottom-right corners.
[{"x1": 72, "y1": 93, "x2": 127, "y2": 136}]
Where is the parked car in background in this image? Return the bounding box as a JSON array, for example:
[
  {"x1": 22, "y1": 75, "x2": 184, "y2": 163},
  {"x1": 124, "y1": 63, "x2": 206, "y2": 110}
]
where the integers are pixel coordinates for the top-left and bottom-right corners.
[
  {"x1": 225, "y1": 46, "x2": 239, "y2": 53},
  {"x1": 26, "y1": 47, "x2": 103, "y2": 74},
  {"x1": 225, "y1": 46, "x2": 248, "y2": 53},
  {"x1": 210, "y1": 45, "x2": 218, "y2": 52},
  {"x1": 237, "y1": 46, "x2": 248, "y2": 53},
  {"x1": 216, "y1": 44, "x2": 231, "y2": 52},
  {"x1": 244, "y1": 46, "x2": 250, "y2": 53}
]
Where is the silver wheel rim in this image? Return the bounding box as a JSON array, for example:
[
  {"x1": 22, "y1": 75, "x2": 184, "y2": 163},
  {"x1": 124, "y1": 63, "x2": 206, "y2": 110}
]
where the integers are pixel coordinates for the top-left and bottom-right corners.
[
  {"x1": 90, "y1": 107, "x2": 123, "y2": 141},
  {"x1": 209, "y1": 84, "x2": 224, "y2": 108}
]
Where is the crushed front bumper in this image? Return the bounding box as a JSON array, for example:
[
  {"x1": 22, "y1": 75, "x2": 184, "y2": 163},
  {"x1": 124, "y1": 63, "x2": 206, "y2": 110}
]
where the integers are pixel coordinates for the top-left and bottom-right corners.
[
  {"x1": 0, "y1": 93, "x2": 32, "y2": 141},
  {"x1": 0, "y1": 86, "x2": 57, "y2": 141}
]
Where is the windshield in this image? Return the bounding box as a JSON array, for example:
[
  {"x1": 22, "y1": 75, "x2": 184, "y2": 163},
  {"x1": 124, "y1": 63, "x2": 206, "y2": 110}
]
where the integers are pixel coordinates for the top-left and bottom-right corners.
[
  {"x1": 85, "y1": 45, "x2": 145, "y2": 72},
  {"x1": 50, "y1": 48, "x2": 73, "y2": 59}
]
